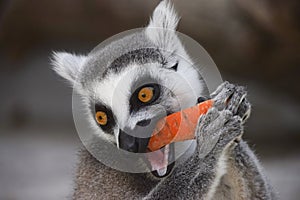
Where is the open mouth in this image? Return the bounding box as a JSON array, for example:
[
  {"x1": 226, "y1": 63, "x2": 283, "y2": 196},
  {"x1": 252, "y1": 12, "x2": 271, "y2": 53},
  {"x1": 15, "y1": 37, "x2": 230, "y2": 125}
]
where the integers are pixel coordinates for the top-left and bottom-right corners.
[
  {"x1": 145, "y1": 143, "x2": 175, "y2": 177},
  {"x1": 144, "y1": 98, "x2": 207, "y2": 177}
]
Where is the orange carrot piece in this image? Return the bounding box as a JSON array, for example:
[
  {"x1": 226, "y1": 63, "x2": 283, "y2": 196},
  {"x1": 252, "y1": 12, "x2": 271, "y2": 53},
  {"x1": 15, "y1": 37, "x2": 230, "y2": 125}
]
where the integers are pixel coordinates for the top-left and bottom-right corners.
[{"x1": 148, "y1": 99, "x2": 213, "y2": 151}]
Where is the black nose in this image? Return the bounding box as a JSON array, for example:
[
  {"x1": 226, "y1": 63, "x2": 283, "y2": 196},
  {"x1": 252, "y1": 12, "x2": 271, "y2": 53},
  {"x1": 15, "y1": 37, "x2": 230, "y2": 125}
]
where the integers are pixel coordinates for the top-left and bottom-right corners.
[
  {"x1": 119, "y1": 129, "x2": 138, "y2": 153},
  {"x1": 118, "y1": 129, "x2": 151, "y2": 153},
  {"x1": 197, "y1": 96, "x2": 207, "y2": 103},
  {"x1": 136, "y1": 119, "x2": 151, "y2": 127}
]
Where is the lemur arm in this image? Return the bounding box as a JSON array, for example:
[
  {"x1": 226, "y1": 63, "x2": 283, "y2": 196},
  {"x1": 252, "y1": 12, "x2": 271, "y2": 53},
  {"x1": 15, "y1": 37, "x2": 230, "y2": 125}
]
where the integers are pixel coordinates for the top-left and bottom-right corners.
[
  {"x1": 144, "y1": 82, "x2": 276, "y2": 200},
  {"x1": 219, "y1": 140, "x2": 278, "y2": 200},
  {"x1": 212, "y1": 82, "x2": 277, "y2": 199}
]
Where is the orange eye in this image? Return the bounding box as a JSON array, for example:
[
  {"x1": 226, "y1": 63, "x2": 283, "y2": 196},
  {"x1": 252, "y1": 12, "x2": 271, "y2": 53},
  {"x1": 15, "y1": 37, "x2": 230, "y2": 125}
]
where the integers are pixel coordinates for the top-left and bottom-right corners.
[
  {"x1": 95, "y1": 111, "x2": 108, "y2": 126},
  {"x1": 138, "y1": 87, "x2": 154, "y2": 103}
]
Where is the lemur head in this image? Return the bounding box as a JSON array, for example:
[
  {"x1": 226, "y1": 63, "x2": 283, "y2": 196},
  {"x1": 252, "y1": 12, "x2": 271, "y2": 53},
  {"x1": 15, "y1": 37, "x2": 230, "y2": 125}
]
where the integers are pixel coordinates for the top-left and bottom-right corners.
[{"x1": 52, "y1": 0, "x2": 209, "y2": 177}]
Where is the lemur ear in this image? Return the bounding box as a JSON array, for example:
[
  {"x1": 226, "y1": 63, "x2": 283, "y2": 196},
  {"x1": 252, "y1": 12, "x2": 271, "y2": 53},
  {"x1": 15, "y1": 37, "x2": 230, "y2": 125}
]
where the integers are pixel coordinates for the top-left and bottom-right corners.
[
  {"x1": 146, "y1": 1, "x2": 180, "y2": 52},
  {"x1": 51, "y1": 51, "x2": 86, "y2": 85},
  {"x1": 148, "y1": 0, "x2": 179, "y2": 30}
]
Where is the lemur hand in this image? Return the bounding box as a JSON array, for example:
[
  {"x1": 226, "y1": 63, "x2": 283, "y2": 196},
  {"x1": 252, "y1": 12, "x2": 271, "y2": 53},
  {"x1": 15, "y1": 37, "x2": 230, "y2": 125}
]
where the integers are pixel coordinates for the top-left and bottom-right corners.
[
  {"x1": 193, "y1": 82, "x2": 248, "y2": 159},
  {"x1": 193, "y1": 108, "x2": 243, "y2": 160},
  {"x1": 211, "y1": 81, "x2": 251, "y2": 124}
]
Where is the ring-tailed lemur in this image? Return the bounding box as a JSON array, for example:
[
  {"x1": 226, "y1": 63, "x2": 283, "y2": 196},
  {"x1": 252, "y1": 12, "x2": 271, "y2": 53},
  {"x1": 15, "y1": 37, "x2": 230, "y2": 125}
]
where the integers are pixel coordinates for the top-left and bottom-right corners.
[{"x1": 52, "y1": 1, "x2": 276, "y2": 199}]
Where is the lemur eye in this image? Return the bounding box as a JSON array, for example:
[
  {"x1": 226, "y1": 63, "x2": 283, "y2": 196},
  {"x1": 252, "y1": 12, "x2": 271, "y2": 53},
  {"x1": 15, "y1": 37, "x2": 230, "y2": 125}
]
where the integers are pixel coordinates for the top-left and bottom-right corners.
[
  {"x1": 130, "y1": 83, "x2": 160, "y2": 113},
  {"x1": 138, "y1": 87, "x2": 154, "y2": 103},
  {"x1": 95, "y1": 111, "x2": 108, "y2": 126},
  {"x1": 94, "y1": 104, "x2": 115, "y2": 134}
]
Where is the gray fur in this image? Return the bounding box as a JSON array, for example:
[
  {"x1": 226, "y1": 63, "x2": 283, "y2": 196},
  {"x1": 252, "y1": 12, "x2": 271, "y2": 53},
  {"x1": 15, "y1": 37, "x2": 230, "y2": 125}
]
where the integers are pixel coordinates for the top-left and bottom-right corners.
[
  {"x1": 72, "y1": 82, "x2": 277, "y2": 200},
  {"x1": 51, "y1": 1, "x2": 276, "y2": 199},
  {"x1": 81, "y1": 32, "x2": 157, "y2": 86}
]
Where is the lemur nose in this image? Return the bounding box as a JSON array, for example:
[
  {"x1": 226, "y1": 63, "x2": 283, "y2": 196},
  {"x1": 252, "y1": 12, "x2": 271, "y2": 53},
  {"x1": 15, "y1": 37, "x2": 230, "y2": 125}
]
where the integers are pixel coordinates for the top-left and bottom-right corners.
[
  {"x1": 197, "y1": 96, "x2": 207, "y2": 103},
  {"x1": 118, "y1": 129, "x2": 138, "y2": 153},
  {"x1": 136, "y1": 119, "x2": 151, "y2": 127}
]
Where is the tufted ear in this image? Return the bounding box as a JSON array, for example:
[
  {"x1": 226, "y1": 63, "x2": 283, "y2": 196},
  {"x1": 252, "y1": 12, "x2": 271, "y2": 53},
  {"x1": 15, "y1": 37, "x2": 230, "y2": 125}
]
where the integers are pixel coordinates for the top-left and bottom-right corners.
[
  {"x1": 51, "y1": 51, "x2": 87, "y2": 86},
  {"x1": 146, "y1": 0, "x2": 180, "y2": 53},
  {"x1": 148, "y1": 0, "x2": 179, "y2": 30}
]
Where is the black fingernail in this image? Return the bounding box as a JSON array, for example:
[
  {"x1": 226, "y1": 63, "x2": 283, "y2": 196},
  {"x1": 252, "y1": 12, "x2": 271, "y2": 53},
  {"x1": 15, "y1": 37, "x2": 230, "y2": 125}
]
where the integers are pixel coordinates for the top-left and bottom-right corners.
[{"x1": 197, "y1": 97, "x2": 207, "y2": 103}]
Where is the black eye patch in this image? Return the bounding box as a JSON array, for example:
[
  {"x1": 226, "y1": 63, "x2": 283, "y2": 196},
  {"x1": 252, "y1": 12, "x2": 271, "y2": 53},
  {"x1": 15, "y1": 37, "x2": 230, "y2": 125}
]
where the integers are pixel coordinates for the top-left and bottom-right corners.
[
  {"x1": 129, "y1": 83, "x2": 161, "y2": 113},
  {"x1": 93, "y1": 103, "x2": 116, "y2": 134}
]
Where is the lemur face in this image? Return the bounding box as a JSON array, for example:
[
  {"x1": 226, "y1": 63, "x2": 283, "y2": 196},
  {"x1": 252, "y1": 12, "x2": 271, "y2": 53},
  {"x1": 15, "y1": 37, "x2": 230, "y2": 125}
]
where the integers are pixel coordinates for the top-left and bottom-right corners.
[{"x1": 52, "y1": 1, "x2": 208, "y2": 177}]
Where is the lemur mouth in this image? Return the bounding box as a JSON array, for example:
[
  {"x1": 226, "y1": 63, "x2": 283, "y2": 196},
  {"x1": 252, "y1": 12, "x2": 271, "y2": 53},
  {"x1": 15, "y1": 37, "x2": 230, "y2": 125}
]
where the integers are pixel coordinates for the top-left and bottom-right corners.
[{"x1": 145, "y1": 143, "x2": 175, "y2": 177}]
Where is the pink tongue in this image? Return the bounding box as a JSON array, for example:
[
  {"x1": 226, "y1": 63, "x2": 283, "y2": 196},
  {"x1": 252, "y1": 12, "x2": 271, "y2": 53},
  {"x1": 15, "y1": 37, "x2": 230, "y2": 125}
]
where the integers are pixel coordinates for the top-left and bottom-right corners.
[
  {"x1": 146, "y1": 146, "x2": 169, "y2": 171},
  {"x1": 146, "y1": 150, "x2": 164, "y2": 171}
]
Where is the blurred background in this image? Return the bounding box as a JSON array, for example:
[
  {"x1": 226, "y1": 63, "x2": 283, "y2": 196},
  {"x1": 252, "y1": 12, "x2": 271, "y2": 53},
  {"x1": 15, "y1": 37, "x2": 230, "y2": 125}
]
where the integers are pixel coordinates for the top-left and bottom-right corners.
[{"x1": 0, "y1": 0, "x2": 299, "y2": 199}]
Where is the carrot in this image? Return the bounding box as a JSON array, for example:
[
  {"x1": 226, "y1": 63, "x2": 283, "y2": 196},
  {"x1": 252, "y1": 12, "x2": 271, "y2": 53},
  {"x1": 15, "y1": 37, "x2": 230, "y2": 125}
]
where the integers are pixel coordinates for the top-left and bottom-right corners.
[{"x1": 147, "y1": 99, "x2": 213, "y2": 151}]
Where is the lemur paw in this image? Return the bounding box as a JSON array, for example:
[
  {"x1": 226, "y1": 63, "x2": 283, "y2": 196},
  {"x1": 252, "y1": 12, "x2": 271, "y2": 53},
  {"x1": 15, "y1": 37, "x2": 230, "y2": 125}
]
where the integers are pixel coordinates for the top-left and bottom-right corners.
[
  {"x1": 195, "y1": 107, "x2": 243, "y2": 158},
  {"x1": 211, "y1": 81, "x2": 251, "y2": 124}
]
